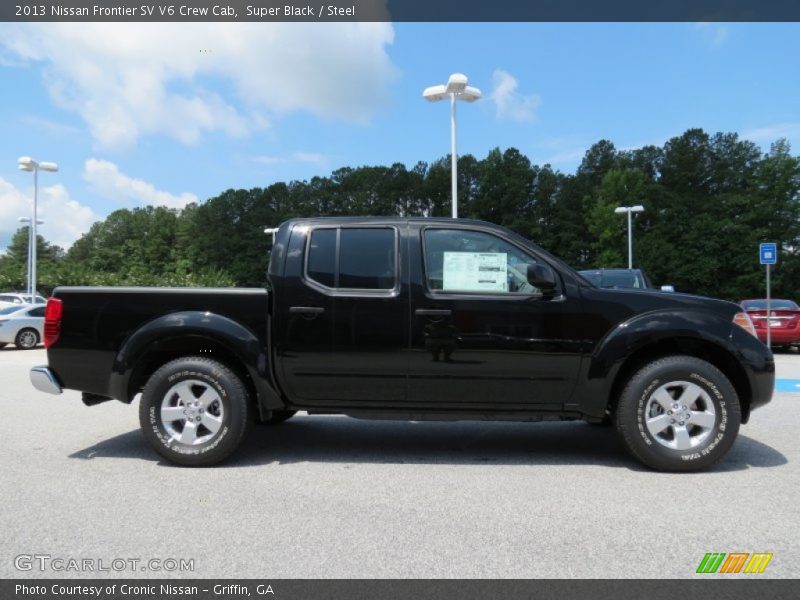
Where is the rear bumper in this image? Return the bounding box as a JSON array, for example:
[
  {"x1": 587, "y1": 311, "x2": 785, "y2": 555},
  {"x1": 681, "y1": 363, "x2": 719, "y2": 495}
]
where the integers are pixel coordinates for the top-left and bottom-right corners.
[
  {"x1": 30, "y1": 366, "x2": 63, "y2": 395},
  {"x1": 754, "y1": 329, "x2": 800, "y2": 346}
]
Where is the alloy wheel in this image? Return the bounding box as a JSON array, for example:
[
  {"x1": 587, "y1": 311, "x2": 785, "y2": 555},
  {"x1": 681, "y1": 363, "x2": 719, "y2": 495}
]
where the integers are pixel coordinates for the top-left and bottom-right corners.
[{"x1": 644, "y1": 380, "x2": 717, "y2": 450}]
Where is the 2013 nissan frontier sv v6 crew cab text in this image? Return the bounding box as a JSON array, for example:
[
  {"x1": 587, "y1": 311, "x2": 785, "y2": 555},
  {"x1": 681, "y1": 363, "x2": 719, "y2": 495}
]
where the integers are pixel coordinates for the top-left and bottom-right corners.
[{"x1": 29, "y1": 217, "x2": 774, "y2": 471}]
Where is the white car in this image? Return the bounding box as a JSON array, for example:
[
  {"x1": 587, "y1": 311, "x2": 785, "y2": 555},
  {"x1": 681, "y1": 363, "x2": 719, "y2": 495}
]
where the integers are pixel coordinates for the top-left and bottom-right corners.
[
  {"x1": 0, "y1": 304, "x2": 45, "y2": 349},
  {"x1": 0, "y1": 293, "x2": 47, "y2": 308}
]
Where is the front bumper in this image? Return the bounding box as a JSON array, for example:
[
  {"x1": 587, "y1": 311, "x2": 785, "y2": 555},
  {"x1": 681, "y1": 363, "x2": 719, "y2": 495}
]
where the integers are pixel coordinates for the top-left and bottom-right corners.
[{"x1": 30, "y1": 366, "x2": 63, "y2": 395}]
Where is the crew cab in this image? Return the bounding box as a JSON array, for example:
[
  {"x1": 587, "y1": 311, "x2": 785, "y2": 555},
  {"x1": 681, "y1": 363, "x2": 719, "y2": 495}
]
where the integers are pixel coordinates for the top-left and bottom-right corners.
[{"x1": 30, "y1": 218, "x2": 774, "y2": 471}]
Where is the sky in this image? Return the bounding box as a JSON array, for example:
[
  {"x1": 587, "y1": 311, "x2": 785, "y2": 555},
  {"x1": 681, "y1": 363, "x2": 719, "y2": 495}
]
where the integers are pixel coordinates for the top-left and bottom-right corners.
[{"x1": 0, "y1": 22, "x2": 798, "y2": 250}]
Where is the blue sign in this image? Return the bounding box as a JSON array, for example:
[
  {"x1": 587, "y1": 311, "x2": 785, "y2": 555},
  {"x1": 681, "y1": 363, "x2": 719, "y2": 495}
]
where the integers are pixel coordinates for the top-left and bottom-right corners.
[{"x1": 760, "y1": 243, "x2": 777, "y2": 265}]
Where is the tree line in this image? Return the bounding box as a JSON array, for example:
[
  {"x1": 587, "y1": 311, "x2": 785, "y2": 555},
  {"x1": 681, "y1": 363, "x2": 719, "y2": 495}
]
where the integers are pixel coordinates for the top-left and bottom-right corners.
[{"x1": 1, "y1": 127, "x2": 798, "y2": 301}]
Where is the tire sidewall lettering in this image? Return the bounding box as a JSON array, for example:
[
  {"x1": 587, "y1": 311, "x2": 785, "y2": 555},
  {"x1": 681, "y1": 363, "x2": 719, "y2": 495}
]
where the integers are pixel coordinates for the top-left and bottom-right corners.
[
  {"x1": 636, "y1": 378, "x2": 660, "y2": 447},
  {"x1": 151, "y1": 369, "x2": 231, "y2": 456},
  {"x1": 636, "y1": 370, "x2": 728, "y2": 463}
]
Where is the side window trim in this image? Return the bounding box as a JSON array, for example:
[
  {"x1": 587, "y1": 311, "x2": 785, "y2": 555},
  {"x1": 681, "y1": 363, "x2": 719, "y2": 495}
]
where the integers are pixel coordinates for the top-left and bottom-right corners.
[
  {"x1": 303, "y1": 225, "x2": 401, "y2": 296},
  {"x1": 304, "y1": 225, "x2": 338, "y2": 289},
  {"x1": 420, "y1": 225, "x2": 556, "y2": 298}
]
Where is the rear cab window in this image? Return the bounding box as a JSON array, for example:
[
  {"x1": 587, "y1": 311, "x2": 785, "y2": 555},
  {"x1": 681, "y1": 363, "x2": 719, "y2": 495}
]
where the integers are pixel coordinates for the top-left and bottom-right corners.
[{"x1": 305, "y1": 226, "x2": 398, "y2": 292}]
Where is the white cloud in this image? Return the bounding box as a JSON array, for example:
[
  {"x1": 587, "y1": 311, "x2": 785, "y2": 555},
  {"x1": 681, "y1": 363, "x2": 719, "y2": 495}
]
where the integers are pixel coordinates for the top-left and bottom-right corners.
[
  {"x1": 490, "y1": 69, "x2": 541, "y2": 123},
  {"x1": 83, "y1": 159, "x2": 198, "y2": 209},
  {"x1": 252, "y1": 152, "x2": 330, "y2": 171},
  {"x1": 741, "y1": 123, "x2": 800, "y2": 143},
  {"x1": 0, "y1": 23, "x2": 397, "y2": 149},
  {"x1": 252, "y1": 156, "x2": 283, "y2": 166},
  {"x1": 0, "y1": 177, "x2": 97, "y2": 250},
  {"x1": 290, "y1": 152, "x2": 330, "y2": 169},
  {"x1": 542, "y1": 149, "x2": 586, "y2": 167},
  {"x1": 19, "y1": 115, "x2": 80, "y2": 137},
  {"x1": 693, "y1": 23, "x2": 729, "y2": 47}
]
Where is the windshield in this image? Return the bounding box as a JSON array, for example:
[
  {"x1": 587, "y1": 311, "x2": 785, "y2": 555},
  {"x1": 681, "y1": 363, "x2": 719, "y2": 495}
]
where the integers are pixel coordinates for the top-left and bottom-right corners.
[
  {"x1": 0, "y1": 306, "x2": 23, "y2": 315},
  {"x1": 601, "y1": 271, "x2": 646, "y2": 288},
  {"x1": 742, "y1": 299, "x2": 798, "y2": 310},
  {"x1": 579, "y1": 269, "x2": 647, "y2": 289},
  {"x1": 579, "y1": 272, "x2": 602, "y2": 286}
]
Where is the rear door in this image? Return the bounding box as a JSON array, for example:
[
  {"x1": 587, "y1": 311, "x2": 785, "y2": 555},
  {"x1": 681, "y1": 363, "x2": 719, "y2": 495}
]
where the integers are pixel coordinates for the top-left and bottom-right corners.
[{"x1": 276, "y1": 222, "x2": 408, "y2": 406}]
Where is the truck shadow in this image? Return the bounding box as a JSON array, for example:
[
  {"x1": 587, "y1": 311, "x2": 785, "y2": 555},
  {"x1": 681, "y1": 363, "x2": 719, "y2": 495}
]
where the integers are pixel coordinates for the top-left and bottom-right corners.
[{"x1": 69, "y1": 416, "x2": 787, "y2": 472}]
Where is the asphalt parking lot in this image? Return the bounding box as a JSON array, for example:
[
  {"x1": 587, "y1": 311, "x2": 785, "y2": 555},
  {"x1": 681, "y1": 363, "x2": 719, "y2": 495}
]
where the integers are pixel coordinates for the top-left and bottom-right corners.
[{"x1": 1, "y1": 348, "x2": 798, "y2": 579}]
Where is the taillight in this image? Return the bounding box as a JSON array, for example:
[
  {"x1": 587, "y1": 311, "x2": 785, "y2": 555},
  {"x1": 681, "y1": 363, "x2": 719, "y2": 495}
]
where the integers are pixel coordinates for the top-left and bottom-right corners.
[
  {"x1": 44, "y1": 297, "x2": 63, "y2": 348},
  {"x1": 733, "y1": 311, "x2": 758, "y2": 338}
]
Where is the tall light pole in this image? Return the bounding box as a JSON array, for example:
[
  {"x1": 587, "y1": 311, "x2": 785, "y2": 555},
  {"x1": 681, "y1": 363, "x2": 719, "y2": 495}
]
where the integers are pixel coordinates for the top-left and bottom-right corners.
[
  {"x1": 18, "y1": 157, "x2": 58, "y2": 299},
  {"x1": 614, "y1": 205, "x2": 645, "y2": 269},
  {"x1": 18, "y1": 217, "x2": 44, "y2": 300},
  {"x1": 423, "y1": 73, "x2": 481, "y2": 219}
]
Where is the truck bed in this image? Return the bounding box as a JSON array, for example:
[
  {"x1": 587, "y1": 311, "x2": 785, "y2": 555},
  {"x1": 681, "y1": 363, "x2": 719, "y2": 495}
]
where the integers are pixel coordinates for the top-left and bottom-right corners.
[{"x1": 47, "y1": 286, "x2": 269, "y2": 400}]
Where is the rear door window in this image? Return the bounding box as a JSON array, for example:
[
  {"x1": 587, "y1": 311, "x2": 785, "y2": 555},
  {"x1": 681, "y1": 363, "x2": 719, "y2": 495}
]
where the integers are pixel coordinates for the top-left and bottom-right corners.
[
  {"x1": 305, "y1": 227, "x2": 397, "y2": 291},
  {"x1": 338, "y1": 228, "x2": 396, "y2": 290}
]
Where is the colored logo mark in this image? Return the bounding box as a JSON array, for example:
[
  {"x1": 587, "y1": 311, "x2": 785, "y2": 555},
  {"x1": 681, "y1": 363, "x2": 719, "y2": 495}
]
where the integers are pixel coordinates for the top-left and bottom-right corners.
[{"x1": 696, "y1": 552, "x2": 773, "y2": 574}]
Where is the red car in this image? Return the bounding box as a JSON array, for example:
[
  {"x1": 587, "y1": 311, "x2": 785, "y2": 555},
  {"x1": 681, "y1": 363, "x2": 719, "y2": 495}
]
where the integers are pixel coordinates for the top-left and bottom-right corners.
[{"x1": 740, "y1": 298, "x2": 800, "y2": 348}]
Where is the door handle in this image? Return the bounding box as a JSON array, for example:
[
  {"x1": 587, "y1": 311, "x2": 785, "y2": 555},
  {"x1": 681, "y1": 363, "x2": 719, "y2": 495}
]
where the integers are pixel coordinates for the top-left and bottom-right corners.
[
  {"x1": 289, "y1": 306, "x2": 325, "y2": 315},
  {"x1": 415, "y1": 309, "x2": 452, "y2": 317}
]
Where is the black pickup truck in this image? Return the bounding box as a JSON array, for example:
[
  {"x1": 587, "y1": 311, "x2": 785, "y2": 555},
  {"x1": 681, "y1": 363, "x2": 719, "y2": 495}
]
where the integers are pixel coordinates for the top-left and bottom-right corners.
[{"x1": 30, "y1": 217, "x2": 774, "y2": 471}]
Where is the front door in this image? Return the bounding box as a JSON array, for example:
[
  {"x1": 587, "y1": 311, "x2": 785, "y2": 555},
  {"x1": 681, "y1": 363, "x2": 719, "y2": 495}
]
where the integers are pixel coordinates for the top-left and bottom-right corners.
[{"x1": 408, "y1": 225, "x2": 583, "y2": 410}]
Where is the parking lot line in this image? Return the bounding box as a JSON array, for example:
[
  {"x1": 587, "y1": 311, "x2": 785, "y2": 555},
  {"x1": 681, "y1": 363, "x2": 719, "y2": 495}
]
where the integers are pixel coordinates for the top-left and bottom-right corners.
[{"x1": 774, "y1": 379, "x2": 800, "y2": 392}]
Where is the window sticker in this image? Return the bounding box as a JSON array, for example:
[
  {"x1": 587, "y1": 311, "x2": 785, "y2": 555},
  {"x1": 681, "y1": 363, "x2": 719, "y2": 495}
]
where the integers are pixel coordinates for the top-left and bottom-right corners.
[{"x1": 442, "y1": 252, "x2": 508, "y2": 292}]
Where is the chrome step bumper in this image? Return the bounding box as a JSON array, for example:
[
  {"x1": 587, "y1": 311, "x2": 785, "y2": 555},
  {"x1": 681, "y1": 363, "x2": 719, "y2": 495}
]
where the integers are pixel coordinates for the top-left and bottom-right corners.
[{"x1": 30, "y1": 366, "x2": 63, "y2": 395}]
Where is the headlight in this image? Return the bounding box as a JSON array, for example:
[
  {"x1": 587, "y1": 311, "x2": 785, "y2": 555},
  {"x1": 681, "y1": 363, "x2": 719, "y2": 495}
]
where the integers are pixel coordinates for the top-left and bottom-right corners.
[{"x1": 733, "y1": 311, "x2": 757, "y2": 337}]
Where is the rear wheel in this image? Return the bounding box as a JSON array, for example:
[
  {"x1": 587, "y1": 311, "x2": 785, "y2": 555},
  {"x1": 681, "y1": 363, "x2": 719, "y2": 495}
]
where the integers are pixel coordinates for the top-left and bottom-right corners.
[
  {"x1": 614, "y1": 355, "x2": 740, "y2": 472},
  {"x1": 15, "y1": 328, "x2": 39, "y2": 349},
  {"x1": 139, "y1": 357, "x2": 251, "y2": 466}
]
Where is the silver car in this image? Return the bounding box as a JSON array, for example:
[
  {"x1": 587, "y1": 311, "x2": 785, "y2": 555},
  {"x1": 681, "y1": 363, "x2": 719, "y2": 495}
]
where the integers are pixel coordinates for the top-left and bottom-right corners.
[
  {"x1": 0, "y1": 304, "x2": 45, "y2": 349},
  {"x1": 0, "y1": 293, "x2": 47, "y2": 309}
]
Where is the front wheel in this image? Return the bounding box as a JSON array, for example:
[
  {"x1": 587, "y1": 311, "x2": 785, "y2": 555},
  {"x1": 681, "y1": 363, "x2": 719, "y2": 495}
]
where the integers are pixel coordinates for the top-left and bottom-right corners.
[
  {"x1": 615, "y1": 355, "x2": 741, "y2": 472},
  {"x1": 139, "y1": 357, "x2": 251, "y2": 466}
]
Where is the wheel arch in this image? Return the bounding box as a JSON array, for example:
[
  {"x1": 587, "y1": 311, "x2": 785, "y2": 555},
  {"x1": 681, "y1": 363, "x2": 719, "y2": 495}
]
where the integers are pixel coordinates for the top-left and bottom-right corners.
[
  {"x1": 109, "y1": 311, "x2": 283, "y2": 417},
  {"x1": 606, "y1": 337, "x2": 753, "y2": 423}
]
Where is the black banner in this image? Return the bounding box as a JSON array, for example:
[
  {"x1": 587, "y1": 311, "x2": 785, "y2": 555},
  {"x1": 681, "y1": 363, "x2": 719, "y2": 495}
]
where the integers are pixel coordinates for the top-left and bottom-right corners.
[
  {"x1": 2, "y1": 0, "x2": 800, "y2": 22},
  {"x1": 4, "y1": 579, "x2": 800, "y2": 600}
]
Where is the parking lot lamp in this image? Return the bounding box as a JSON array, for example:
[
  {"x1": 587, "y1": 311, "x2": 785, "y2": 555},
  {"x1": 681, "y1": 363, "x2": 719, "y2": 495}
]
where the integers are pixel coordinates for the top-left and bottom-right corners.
[
  {"x1": 18, "y1": 157, "x2": 58, "y2": 298},
  {"x1": 17, "y1": 217, "x2": 44, "y2": 300},
  {"x1": 423, "y1": 73, "x2": 481, "y2": 219},
  {"x1": 614, "y1": 205, "x2": 645, "y2": 269}
]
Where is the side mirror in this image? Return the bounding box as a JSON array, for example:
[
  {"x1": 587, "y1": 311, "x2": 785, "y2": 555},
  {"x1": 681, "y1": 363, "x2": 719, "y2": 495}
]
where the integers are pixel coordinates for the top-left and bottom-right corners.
[
  {"x1": 527, "y1": 263, "x2": 557, "y2": 297},
  {"x1": 660, "y1": 285, "x2": 675, "y2": 293}
]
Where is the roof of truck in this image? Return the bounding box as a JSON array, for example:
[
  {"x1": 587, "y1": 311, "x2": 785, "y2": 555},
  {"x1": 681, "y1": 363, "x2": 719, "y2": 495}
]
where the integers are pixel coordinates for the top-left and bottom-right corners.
[{"x1": 279, "y1": 216, "x2": 498, "y2": 227}]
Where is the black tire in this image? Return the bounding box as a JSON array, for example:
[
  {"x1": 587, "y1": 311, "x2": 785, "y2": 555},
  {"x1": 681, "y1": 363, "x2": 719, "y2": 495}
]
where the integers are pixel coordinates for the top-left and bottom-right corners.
[
  {"x1": 139, "y1": 357, "x2": 251, "y2": 467},
  {"x1": 614, "y1": 355, "x2": 741, "y2": 472},
  {"x1": 259, "y1": 409, "x2": 297, "y2": 426},
  {"x1": 15, "y1": 328, "x2": 39, "y2": 349},
  {"x1": 0, "y1": 342, "x2": 7, "y2": 349}
]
